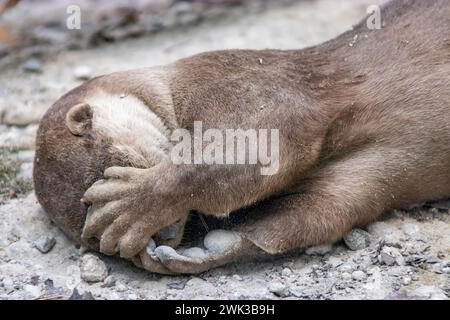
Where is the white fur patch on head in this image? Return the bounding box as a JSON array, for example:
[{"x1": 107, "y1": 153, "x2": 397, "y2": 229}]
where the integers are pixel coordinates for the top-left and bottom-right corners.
[{"x1": 85, "y1": 90, "x2": 173, "y2": 168}]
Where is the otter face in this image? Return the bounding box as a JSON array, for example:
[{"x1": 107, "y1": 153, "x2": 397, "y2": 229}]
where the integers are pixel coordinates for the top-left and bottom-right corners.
[{"x1": 34, "y1": 83, "x2": 173, "y2": 247}]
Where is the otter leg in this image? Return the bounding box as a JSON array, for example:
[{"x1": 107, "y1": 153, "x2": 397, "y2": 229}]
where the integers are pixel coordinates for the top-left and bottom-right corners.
[
  {"x1": 151, "y1": 230, "x2": 268, "y2": 274},
  {"x1": 154, "y1": 154, "x2": 394, "y2": 274}
]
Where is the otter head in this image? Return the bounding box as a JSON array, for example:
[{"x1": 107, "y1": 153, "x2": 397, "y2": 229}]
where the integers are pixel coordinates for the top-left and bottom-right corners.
[{"x1": 33, "y1": 81, "x2": 172, "y2": 247}]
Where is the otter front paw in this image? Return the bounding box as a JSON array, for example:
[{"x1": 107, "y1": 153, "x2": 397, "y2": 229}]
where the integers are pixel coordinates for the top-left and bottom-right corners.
[{"x1": 81, "y1": 166, "x2": 187, "y2": 259}]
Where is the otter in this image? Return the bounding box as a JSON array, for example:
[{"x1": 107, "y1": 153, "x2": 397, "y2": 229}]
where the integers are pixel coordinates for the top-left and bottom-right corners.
[{"x1": 34, "y1": 0, "x2": 450, "y2": 274}]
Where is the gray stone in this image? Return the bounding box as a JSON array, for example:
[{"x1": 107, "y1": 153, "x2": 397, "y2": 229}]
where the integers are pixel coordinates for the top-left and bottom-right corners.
[
  {"x1": 378, "y1": 246, "x2": 405, "y2": 266},
  {"x1": 2, "y1": 277, "x2": 14, "y2": 291},
  {"x1": 24, "y1": 284, "x2": 41, "y2": 298},
  {"x1": 268, "y1": 282, "x2": 289, "y2": 297},
  {"x1": 326, "y1": 257, "x2": 344, "y2": 268},
  {"x1": 146, "y1": 238, "x2": 156, "y2": 254},
  {"x1": 103, "y1": 275, "x2": 116, "y2": 287},
  {"x1": 351, "y1": 270, "x2": 367, "y2": 281},
  {"x1": 80, "y1": 254, "x2": 108, "y2": 283},
  {"x1": 22, "y1": 59, "x2": 42, "y2": 73},
  {"x1": 402, "y1": 276, "x2": 412, "y2": 286},
  {"x1": 204, "y1": 230, "x2": 241, "y2": 253},
  {"x1": 344, "y1": 229, "x2": 371, "y2": 251},
  {"x1": 281, "y1": 267, "x2": 292, "y2": 277},
  {"x1": 34, "y1": 235, "x2": 56, "y2": 253},
  {"x1": 232, "y1": 274, "x2": 243, "y2": 281}
]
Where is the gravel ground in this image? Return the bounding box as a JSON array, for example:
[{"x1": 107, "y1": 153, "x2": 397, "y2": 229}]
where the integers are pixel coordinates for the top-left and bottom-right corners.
[{"x1": 0, "y1": 0, "x2": 449, "y2": 300}]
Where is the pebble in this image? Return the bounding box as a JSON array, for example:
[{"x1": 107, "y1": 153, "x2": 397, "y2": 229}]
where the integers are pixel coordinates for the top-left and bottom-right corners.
[
  {"x1": 351, "y1": 270, "x2": 367, "y2": 281},
  {"x1": 73, "y1": 65, "x2": 92, "y2": 80},
  {"x1": 204, "y1": 230, "x2": 241, "y2": 252},
  {"x1": 80, "y1": 254, "x2": 108, "y2": 283},
  {"x1": 305, "y1": 244, "x2": 333, "y2": 256},
  {"x1": 338, "y1": 263, "x2": 355, "y2": 273},
  {"x1": 34, "y1": 235, "x2": 56, "y2": 253},
  {"x1": 378, "y1": 246, "x2": 405, "y2": 266},
  {"x1": 115, "y1": 282, "x2": 128, "y2": 292},
  {"x1": 2, "y1": 277, "x2": 14, "y2": 291},
  {"x1": 442, "y1": 262, "x2": 450, "y2": 274},
  {"x1": 232, "y1": 274, "x2": 243, "y2": 281},
  {"x1": 343, "y1": 229, "x2": 371, "y2": 251},
  {"x1": 24, "y1": 284, "x2": 41, "y2": 298},
  {"x1": 281, "y1": 268, "x2": 292, "y2": 277},
  {"x1": 167, "y1": 281, "x2": 187, "y2": 290},
  {"x1": 103, "y1": 275, "x2": 116, "y2": 287},
  {"x1": 402, "y1": 276, "x2": 412, "y2": 286},
  {"x1": 327, "y1": 257, "x2": 343, "y2": 268},
  {"x1": 22, "y1": 59, "x2": 42, "y2": 73},
  {"x1": 146, "y1": 238, "x2": 156, "y2": 254},
  {"x1": 268, "y1": 282, "x2": 289, "y2": 297}
]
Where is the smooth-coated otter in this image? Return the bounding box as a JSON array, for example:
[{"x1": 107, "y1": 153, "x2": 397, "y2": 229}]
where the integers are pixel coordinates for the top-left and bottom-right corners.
[{"x1": 34, "y1": 0, "x2": 450, "y2": 274}]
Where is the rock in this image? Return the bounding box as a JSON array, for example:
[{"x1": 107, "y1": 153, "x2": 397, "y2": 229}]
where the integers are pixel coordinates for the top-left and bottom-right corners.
[
  {"x1": 127, "y1": 293, "x2": 138, "y2": 300},
  {"x1": 402, "y1": 276, "x2": 412, "y2": 286},
  {"x1": 184, "y1": 277, "x2": 219, "y2": 297},
  {"x1": 146, "y1": 238, "x2": 156, "y2": 254},
  {"x1": 337, "y1": 263, "x2": 355, "y2": 273},
  {"x1": 167, "y1": 280, "x2": 187, "y2": 290},
  {"x1": 2, "y1": 277, "x2": 14, "y2": 291},
  {"x1": 34, "y1": 235, "x2": 56, "y2": 253},
  {"x1": 69, "y1": 288, "x2": 95, "y2": 300},
  {"x1": 232, "y1": 274, "x2": 243, "y2": 281},
  {"x1": 305, "y1": 244, "x2": 333, "y2": 256},
  {"x1": 24, "y1": 284, "x2": 41, "y2": 298},
  {"x1": 378, "y1": 246, "x2": 405, "y2": 266},
  {"x1": 268, "y1": 282, "x2": 289, "y2": 297},
  {"x1": 343, "y1": 229, "x2": 371, "y2": 251},
  {"x1": 103, "y1": 275, "x2": 116, "y2": 287},
  {"x1": 115, "y1": 282, "x2": 127, "y2": 292},
  {"x1": 204, "y1": 230, "x2": 241, "y2": 253},
  {"x1": 22, "y1": 59, "x2": 42, "y2": 73},
  {"x1": 442, "y1": 262, "x2": 450, "y2": 274},
  {"x1": 80, "y1": 254, "x2": 108, "y2": 283},
  {"x1": 351, "y1": 270, "x2": 367, "y2": 281},
  {"x1": 73, "y1": 65, "x2": 92, "y2": 80},
  {"x1": 281, "y1": 267, "x2": 292, "y2": 277},
  {"x1": 326, "y1": 257, "x2": 343, "y2": 268}
]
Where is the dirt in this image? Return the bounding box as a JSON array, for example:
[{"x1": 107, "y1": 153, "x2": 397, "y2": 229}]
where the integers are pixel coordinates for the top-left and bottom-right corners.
[{"x1": 0, "y1": 0, "x2": 449, "y2": 300}]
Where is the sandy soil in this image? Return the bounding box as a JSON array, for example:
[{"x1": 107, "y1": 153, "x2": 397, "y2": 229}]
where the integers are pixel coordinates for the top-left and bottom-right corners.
[{"x1": 0, "y1": 0, "x2": 449, "y2": 300}]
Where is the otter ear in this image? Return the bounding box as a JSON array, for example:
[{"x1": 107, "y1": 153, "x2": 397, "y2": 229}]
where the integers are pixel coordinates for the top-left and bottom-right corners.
[{"x1": 65, "y1": 103, "x2": 93, "y2": 136}]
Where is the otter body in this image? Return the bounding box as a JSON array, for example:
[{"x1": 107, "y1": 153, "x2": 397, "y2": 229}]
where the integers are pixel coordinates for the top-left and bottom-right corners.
[{"x1": 34, "y1": 0, "x2": 450, "y2": 274}]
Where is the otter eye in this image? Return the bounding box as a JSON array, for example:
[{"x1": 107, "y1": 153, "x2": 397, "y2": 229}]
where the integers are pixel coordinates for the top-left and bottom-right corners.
[{"x1": 65, "y1": 103, "x2": 93, "y2": 136}]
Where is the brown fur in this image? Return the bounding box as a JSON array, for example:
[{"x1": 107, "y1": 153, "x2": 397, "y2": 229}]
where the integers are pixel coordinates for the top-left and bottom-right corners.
[{"x1": 34, "y1": 0, "x2": 450, "y2": 273}]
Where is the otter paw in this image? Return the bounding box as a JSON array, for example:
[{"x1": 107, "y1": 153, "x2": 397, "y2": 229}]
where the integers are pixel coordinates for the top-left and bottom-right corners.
[{"x1": 154, "y1": 230, "x2": 244, "y2": 274}]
